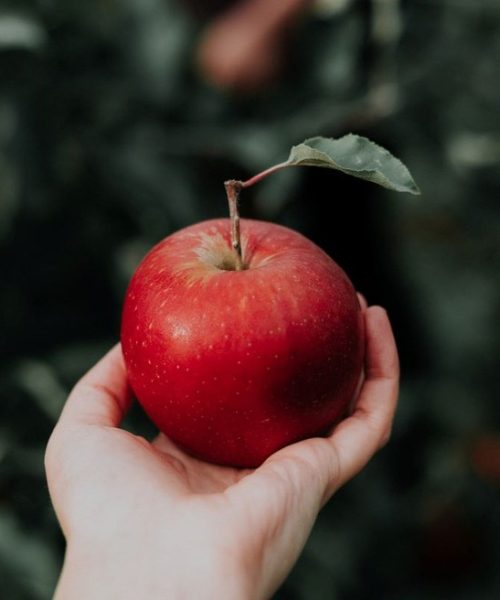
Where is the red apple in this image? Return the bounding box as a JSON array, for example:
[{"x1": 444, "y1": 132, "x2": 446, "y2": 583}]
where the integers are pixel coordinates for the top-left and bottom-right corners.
[{"x1": 121, "y1": 218, "x2": 364, "y2": 468}]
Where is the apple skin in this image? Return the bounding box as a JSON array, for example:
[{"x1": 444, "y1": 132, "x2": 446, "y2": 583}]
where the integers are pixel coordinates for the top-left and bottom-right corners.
[{"x1": 121, "y1": 218, "x2": 364, "y2": 468}]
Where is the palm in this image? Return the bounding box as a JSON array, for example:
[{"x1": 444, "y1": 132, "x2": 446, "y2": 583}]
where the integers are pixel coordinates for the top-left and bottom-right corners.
[
  {"x1": 55, "y1": 424, "x2": 250, "y2": 529},
  {"x1": 102, "y1": 427, "x2": 250, "y2": 495}
]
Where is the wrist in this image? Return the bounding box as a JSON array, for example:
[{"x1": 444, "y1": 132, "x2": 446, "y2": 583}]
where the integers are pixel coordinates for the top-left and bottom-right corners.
[{"x1": 55, "y1": 534, "x2": 254, "y2": 600}]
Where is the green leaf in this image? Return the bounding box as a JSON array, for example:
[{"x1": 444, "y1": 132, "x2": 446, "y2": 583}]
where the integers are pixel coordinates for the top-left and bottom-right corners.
[{"x1": 286, "y1": 134, "x2": 420, "y2": 194}]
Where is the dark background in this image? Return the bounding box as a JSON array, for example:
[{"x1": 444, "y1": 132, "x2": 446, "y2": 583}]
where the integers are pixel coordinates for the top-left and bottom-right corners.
[{"x1": 1, "y1": 1, "x2": 499, "y2": 598}]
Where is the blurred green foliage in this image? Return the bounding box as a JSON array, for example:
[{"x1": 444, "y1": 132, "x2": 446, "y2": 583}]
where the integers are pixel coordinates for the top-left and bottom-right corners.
[{"x1": 0, "y1": 0, "x2": 499, "y2": 598}]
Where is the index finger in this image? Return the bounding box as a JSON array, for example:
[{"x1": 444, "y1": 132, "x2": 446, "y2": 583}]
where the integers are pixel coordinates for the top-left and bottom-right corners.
[
  {"x1": 58, "y1": 344, "x2": 132, "y2": 428},
  {"x1": 323, "y1": 306, "x2": 399, "y2": 493}
]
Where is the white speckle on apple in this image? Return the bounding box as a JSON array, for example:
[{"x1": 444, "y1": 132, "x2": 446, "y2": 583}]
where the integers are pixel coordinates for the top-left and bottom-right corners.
[{"x1": 176, "y1": 365, "x2": 180, "y2": 370}]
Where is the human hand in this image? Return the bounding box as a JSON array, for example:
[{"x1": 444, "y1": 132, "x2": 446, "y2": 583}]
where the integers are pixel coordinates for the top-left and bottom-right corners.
[
  {"x1": 45, "y1": 298, "x2": 398, "y2": 599},
  {"x1": 197, "y1": 0, "x2": 313, "y2": 92}
]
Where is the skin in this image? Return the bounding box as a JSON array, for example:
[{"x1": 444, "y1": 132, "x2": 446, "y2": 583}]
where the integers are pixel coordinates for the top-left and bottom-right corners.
[
  {"x1": 197, "y1": 0, "x2": 313, "y2": 92},
  {"x1": 45, "y1": 298, "x2": 398, "y2": 599}
]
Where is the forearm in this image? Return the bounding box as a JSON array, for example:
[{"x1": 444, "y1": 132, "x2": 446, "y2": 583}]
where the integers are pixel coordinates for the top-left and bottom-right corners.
[{"x1": 54, "y1": 538, "x2": 255, "y2": 600}]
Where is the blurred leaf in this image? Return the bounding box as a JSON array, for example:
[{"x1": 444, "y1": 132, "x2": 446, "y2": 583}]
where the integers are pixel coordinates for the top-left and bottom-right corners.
[
  {"x1": 315, "y1": 0, "x2": 354, "y2": 18},
  {"x1": 0, "y1": 510, "x2": 58, "y2": 599},
  {"x1": 14, "y1": 360, "x2": 66, "y2": 421},
  {"x1": 122, "y1": 0, "x2": 193, "y2": 104},
  {"x1": 0, "y1": 12, "x2": 46, "y2": 51},
  {"x1": 447, "y1": 132, "x2": 500, "y2": 169}
]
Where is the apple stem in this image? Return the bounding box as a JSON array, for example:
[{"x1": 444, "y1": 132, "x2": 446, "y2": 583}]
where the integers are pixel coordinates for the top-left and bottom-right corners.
[
  {"x1": 224, "y1": 161, "x2": 290, "y2": 270},
  {"x1": 240, "y1": 162, "x2": 289, "y2": 188},
  {"x1": 224, "y1": 179, "x2": 244, "y2": 271}
]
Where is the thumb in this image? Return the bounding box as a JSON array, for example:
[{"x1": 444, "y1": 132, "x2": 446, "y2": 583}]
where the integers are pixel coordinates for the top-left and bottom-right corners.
[{"x1": 58, "y1": 344, "x2": 132, "y2": 429}]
